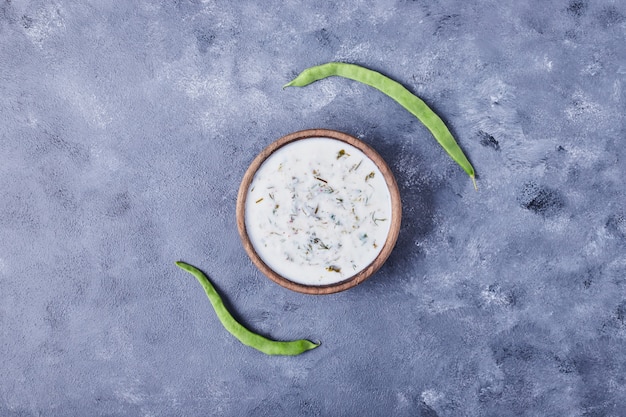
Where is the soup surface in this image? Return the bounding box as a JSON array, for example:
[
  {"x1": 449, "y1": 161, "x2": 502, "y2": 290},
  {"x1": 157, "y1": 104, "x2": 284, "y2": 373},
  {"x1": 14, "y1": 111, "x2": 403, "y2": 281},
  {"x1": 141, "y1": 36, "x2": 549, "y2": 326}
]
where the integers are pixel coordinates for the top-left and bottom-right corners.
[{"x1": 245, "y1": 137, "x2": 393, "y2": 286}]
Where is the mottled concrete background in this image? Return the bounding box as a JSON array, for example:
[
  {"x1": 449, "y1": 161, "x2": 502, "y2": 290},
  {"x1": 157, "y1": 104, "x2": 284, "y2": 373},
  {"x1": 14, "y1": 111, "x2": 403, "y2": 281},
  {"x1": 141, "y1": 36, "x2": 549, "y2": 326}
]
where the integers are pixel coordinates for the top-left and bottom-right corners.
[{"x1": 1, "y1": 0, "x2": 625, "y2": 416}]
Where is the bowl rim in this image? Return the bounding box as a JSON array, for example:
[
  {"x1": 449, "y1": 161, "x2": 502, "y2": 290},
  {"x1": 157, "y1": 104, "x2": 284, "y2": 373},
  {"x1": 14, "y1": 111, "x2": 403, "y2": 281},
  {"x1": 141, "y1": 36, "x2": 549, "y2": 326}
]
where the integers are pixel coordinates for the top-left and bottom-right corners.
[{"x1": 236, "y1": 129, "x2": 402, "y2": 295}]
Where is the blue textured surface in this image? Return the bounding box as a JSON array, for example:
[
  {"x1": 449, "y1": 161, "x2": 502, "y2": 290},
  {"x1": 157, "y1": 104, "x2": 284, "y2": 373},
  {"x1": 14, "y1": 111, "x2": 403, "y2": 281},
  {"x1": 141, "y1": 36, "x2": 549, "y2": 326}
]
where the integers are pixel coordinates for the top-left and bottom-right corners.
[{"x1": 1, "y1": 0, "x2": 626, "y2": 415}]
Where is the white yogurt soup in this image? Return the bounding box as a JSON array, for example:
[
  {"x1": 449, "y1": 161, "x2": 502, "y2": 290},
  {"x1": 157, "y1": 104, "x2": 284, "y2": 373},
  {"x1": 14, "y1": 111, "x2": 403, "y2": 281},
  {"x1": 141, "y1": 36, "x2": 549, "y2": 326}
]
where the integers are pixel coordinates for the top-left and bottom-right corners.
[{"x1": 244, "y1": 137, "x2": 393, "y2": 286}]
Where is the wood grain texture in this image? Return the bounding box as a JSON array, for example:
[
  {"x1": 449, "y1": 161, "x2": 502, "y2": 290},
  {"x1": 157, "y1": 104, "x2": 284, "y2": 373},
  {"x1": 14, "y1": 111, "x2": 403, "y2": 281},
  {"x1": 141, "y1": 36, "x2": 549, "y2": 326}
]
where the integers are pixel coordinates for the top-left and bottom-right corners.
[{"x1": 236, "y1": 129, "x2": 402, "y2": 295}]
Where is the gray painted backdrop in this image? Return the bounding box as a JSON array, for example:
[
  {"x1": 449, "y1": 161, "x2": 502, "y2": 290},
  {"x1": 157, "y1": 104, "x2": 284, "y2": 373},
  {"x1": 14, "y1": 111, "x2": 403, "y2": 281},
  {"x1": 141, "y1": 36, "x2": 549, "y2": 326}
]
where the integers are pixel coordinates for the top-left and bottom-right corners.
[{"x1": 1, "y1": 0, "x2": 625, "y2": 416}]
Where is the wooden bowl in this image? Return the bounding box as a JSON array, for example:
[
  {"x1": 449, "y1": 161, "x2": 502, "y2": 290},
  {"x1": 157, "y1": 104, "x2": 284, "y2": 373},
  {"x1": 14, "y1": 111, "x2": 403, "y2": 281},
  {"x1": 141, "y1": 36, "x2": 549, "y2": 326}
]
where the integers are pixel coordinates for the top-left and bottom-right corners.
[{"x1": 236, "y1": 129, "x2": 401, "y2": 295}]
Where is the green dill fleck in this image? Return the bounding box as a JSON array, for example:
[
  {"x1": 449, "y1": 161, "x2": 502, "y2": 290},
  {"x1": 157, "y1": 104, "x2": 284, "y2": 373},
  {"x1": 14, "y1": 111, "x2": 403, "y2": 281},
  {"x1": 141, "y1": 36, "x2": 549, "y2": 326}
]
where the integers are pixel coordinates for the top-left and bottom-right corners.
[
  {"x1": 337, "y1": 149, "x2": 350, "y2": 159},
  {"x1": 351, "y1": 207, "x2": 360, "y2": 221},
  {"x1": 315, "y1": 176, "x2": 328, "y2": 184},
  {"x1": 255, "y1": 197, "x2": 264, "y2": 203},
  {"x1": 312, "y1": 237, "x2": 330, "y2": 250},
  {"x1": 372, "y1": 212, "x2": 388, "y2": 225},
  {"x1": 326, "y1": 265, "x2": 341, "y2": 273},
  {"x1": 349, "y1": 160, "x2": 363, "y2": 172},
  {"x1": 365, "y1": 171, "x2": 375, "y2": 181},
  {"x1": 315, "y1": 205, "x2": 319, "y2": 214}
]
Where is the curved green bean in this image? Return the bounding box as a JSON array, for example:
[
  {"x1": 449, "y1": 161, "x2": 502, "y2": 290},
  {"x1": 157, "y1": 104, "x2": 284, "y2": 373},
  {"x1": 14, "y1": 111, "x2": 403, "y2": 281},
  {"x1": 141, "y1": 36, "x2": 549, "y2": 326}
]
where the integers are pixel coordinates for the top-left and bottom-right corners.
[
  {"x1": 175, "y1": 261, "x2": 319, "y2": 356},
  {"x1": 284, "y1": 62, "x2": 477, "y2": 189}
]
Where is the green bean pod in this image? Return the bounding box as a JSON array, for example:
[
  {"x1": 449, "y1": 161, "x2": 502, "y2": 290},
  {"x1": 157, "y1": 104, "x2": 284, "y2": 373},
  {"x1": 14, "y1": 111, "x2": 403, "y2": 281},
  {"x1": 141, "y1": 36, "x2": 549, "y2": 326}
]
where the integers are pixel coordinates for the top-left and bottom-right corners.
[
  {"x1": 175, "y1": 261, "x2": 319, "y2": 356},
  {"x1": 284, "y1": 62, "x2": 477, "y2": 189}
]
